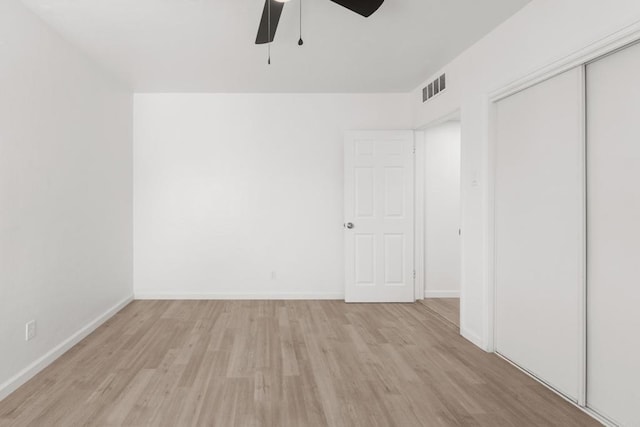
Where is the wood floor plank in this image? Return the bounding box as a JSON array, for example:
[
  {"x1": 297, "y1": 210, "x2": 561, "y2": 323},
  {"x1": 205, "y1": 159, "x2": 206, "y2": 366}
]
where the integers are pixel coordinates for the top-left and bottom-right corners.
[
  {"x1": 420, "y1": 298, "x2": 461, "y2": 328},
  {"x1": 0, "y1": 300, "x2": 599, "y2": 426}
]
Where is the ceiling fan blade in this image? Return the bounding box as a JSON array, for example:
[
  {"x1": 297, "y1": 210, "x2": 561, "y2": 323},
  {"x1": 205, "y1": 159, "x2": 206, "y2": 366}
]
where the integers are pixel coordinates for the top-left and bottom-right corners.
[
  {"x1": 329, "y1": 0, "x2": 384, "y2": 17},
  {"x1": 255, "y1": 0, "x2": 285, "y2": 45}
]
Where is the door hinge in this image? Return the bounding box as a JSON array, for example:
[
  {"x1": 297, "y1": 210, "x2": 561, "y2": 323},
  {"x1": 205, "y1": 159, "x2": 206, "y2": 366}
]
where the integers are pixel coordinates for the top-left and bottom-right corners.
[{"x1": 413, "y1": 270, "x2": 416, "y2": 279}]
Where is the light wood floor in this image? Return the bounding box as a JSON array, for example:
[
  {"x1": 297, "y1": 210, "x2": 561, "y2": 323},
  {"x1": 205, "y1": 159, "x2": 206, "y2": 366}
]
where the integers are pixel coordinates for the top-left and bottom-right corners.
[
  {"x1": 0, "y1": 300, "x2": 598, "y2": 426},
  {"x1": 420, "y1": 298, "x2": 460, "y2": 328}
]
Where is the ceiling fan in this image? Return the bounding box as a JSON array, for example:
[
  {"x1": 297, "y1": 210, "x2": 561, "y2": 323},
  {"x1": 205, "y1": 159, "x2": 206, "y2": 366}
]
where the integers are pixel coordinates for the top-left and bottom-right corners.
[{"x1": 255, "y1": 0, "x2": 384, "y2": 45}]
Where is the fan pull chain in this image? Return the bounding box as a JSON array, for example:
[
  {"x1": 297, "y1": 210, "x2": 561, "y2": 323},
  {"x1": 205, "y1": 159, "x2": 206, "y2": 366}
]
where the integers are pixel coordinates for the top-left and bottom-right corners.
[
  {"x1": 267, "y1": 0, "x2": 272, "y2": 64},
  {"x1": 298, "y1": 0, "x2": 304, "y2": 46}
]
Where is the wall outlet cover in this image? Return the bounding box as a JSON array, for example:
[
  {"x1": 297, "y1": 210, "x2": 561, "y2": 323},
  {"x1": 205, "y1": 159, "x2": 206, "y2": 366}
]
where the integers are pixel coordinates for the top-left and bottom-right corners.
[{"x1": 26, "y1": 320, "x2": 36, "y2": 341}]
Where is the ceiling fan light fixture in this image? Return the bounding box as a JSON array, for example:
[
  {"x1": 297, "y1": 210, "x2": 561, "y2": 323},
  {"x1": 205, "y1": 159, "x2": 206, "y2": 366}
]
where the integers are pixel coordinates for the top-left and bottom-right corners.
[{"x1": 256, "y1": 0, "x2": 384, "y2": 45}]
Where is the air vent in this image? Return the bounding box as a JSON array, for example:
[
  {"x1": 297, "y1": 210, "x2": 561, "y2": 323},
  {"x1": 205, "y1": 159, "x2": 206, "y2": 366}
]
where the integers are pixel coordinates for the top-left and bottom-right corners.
[{"x1": 422, "y1": 73, "x2": 446, "y2": 102}]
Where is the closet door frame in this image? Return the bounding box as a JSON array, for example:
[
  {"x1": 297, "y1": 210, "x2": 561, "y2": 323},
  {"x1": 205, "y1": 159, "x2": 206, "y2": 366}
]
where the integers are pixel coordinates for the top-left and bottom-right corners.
[{"x1": 485, "y1": 22, "x2": 640, "y2": 425}]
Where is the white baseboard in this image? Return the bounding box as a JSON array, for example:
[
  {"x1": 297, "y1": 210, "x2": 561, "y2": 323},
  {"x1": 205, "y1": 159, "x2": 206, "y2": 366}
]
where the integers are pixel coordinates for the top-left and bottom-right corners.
[
  {"x1": 424, "y1": 290, "x2": 460, "y2": 298},
  {"x1": 0, "y1": 295, "x2": 133, "y2": 402},
  {"x1": 134, "y1": 292, "x2": 345, "y2": 300},
  {"x1": 460, "y1": 327, "x2": 484, "y2": 350}
]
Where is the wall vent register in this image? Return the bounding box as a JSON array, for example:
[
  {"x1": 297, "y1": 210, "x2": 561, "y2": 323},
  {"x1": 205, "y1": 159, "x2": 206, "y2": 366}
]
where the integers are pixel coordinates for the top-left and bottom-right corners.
[{"x1": 422, "y1": 74, "x2": 446, "y2": 102}]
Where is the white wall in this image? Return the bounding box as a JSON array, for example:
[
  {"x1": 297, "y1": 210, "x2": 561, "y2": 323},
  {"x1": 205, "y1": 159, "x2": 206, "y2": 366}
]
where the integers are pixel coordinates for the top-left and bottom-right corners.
[
  {"x1": 411, "y1": 0, "x2": 640, "y2": 349},
  {"x1": 0, "y1": 0, "x2": 133, "y2": 399},
  {"x1": 134, "y1": 94, "x2": 412, "y2": 299},
  {"x1": 424, "y1": 121, "x2": 461, "y2": 298}
]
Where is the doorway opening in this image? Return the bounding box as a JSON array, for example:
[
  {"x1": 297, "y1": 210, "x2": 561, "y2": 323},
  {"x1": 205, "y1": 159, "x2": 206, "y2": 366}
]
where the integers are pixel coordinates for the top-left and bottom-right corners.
[{"x1": 416, "y1": 113, "x2": 462, "y2": 327}]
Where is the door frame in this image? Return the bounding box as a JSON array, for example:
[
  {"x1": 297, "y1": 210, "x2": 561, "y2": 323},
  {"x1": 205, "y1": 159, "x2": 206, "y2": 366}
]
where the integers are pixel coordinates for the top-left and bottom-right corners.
[
  {"x1": 344, "y1": 120, "x2": 462, "y2": 303},
  {"x1": 414, "y1": 109, "x2": 462, "y2": 304},
  {"x1": 486, "y1": 20, "x2": 640, "y2": 425}
]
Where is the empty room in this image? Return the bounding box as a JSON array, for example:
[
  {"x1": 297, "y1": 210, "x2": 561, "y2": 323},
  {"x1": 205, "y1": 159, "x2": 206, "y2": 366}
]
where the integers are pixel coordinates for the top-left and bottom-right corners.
[{"x1": 1, "y1": 0, "x2": 640, "y2": 425}]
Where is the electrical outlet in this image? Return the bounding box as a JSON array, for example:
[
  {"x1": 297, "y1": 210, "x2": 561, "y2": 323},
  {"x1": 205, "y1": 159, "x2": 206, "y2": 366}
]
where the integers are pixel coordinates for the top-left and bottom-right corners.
[{"x1": 25, "y1": 320, "x2": 36, "y2": 341}]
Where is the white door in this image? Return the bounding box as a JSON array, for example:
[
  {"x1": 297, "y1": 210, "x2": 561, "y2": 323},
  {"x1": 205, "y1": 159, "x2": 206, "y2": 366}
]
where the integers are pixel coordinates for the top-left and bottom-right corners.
[
  {"x1": 587, "y1": 41, "x2": 640, "y2": 427},
  {"x1": 494, "y1": 67, "x2": 584, "y2": 402},
  {"x1": 344, "y1": 131, "x2": 415, "y2": 303}
]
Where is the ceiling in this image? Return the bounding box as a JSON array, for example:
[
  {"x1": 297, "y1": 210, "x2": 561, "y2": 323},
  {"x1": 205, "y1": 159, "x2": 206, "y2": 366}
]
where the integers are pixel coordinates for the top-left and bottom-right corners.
[{"x1": 22, "y1": 0, "x2": 531, "y2": 92}]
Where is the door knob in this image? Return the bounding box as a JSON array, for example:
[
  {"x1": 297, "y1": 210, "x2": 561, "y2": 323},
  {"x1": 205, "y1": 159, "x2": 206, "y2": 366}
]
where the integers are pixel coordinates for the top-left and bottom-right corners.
[{"x1": 345, "y1": 222, "x2": 354, "y2": 229}]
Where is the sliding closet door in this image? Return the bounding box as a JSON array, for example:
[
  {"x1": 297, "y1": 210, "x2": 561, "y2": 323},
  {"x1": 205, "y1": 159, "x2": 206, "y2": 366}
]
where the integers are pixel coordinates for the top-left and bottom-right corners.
[
  {"x1": 587, "y1": 42, "x2": 640, "y2": 426},
  {"x1": 495, "y1": 67, "x2": 584, "y2": 401}
]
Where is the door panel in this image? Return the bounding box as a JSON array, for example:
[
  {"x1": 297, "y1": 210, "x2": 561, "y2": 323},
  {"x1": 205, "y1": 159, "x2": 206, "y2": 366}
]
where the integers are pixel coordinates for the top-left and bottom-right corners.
[
  {"x1": 587, "y1": 42, "x2": 640, "y2": 427},
  {"x1": 494, "y1": 67, "x2": 584, "y2": 401},
  {"x1": 355, "y1": 168, "x2": 375, "y2": 217},
  {"x1": 355, "y1": 234, "x2": 375, "y2": 285},
  {"x1": 384, "y1": 234, "x2": 404, "y2": 284},
  {"x1": 344, "y1": 131, "x2": 415, "y2": 303},
  {"x1": 384, "y1": 168, "x2": 405, "y2": 217}
]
